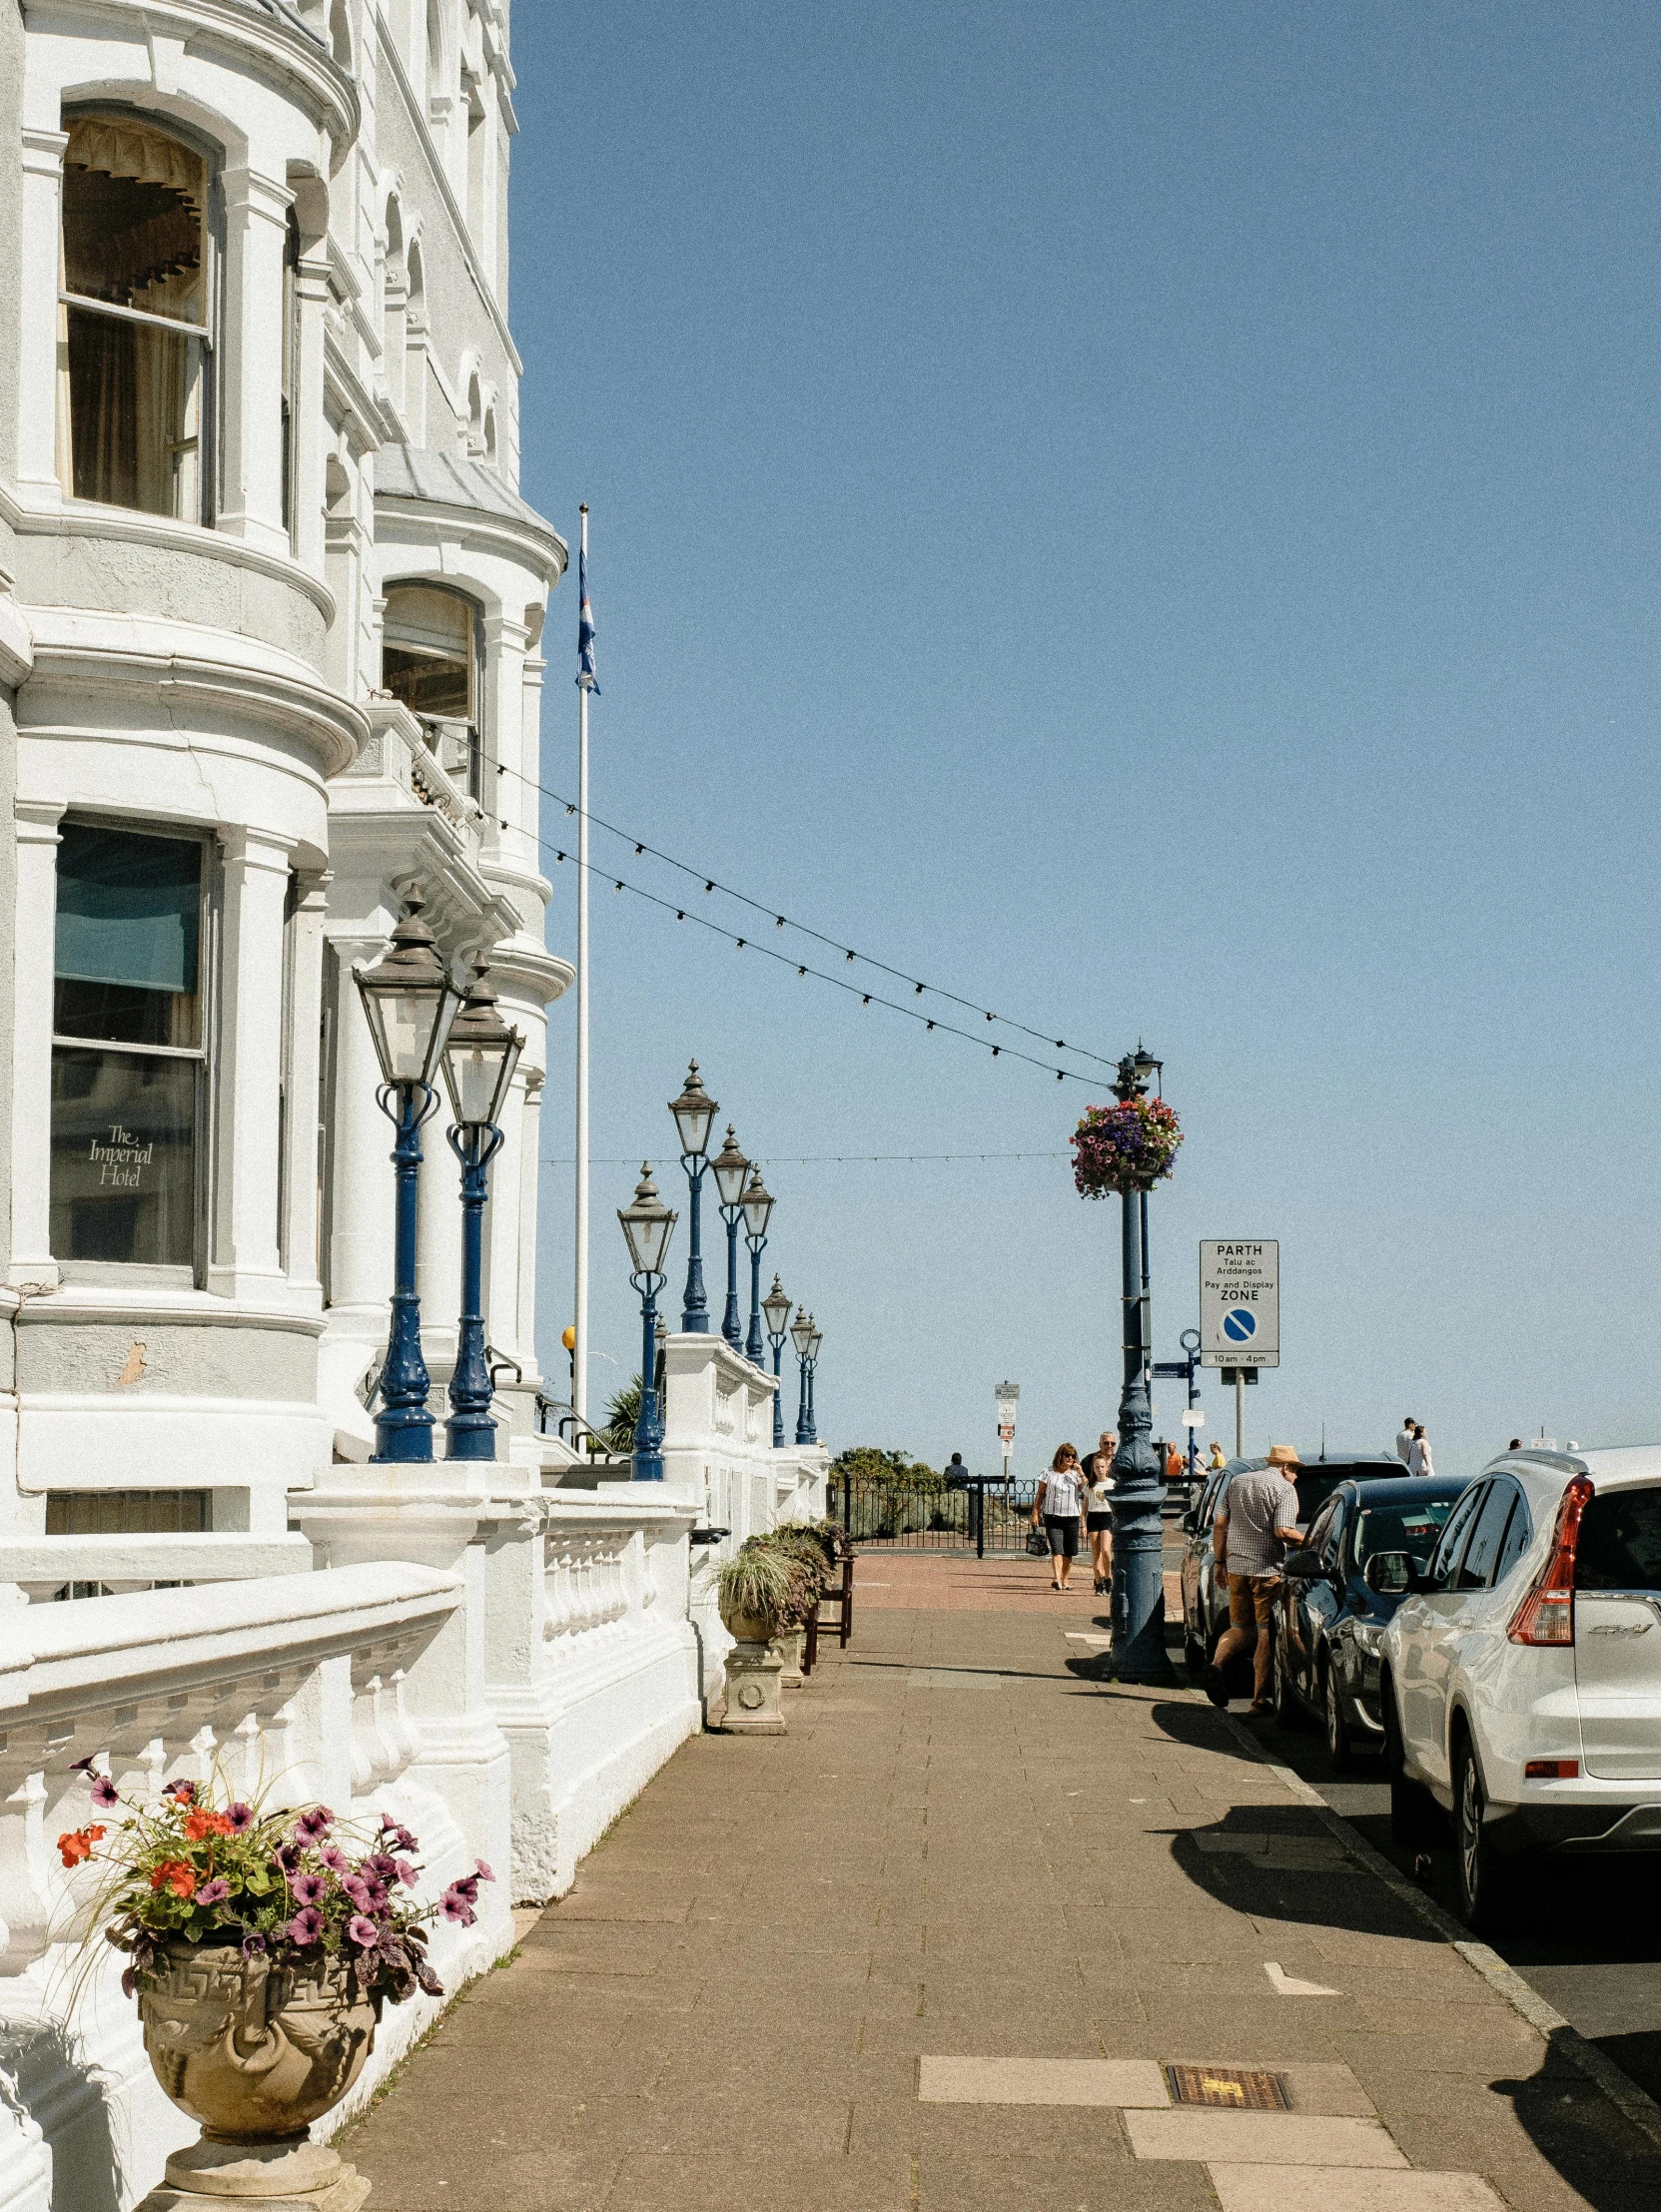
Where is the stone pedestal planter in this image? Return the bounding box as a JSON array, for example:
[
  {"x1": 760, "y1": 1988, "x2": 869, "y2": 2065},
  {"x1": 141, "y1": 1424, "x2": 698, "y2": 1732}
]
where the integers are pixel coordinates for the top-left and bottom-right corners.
[
  {"x1": 720, "y1": 1639, "x2": 786, "y2": 1734},
  {"x1": 133, "y1": 1942, "x2": 379, "y2": 2209},
  {"x1": 779, "y1": 1627, "x2": 805, "y2": 1689}
]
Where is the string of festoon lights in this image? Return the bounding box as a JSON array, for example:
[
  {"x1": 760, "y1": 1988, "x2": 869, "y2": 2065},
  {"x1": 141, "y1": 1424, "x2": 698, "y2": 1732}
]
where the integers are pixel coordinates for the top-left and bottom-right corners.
[{"x1": 487, "y1": 757, "x2": 1115, "y2": 1088}]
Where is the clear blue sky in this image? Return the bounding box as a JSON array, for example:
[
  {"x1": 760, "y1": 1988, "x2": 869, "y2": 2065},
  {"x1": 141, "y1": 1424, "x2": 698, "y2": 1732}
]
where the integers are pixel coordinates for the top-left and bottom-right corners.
[{"x1": 508, "y1": 2, "x2": 1661, "y2": 1484}]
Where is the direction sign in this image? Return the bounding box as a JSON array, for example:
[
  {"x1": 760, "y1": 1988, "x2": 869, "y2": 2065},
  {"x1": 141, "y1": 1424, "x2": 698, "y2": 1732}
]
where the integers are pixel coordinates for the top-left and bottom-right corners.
[{"x1": 1200, "y1": 1241, "x2": 1278, "y2": 1368}]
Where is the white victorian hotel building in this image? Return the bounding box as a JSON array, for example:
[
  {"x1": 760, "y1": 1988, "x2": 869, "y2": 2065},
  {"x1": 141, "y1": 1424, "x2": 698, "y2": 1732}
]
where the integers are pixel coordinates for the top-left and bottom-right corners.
[{"x1": 0, "y1": 6, "x2": 823, "y2": 2204}]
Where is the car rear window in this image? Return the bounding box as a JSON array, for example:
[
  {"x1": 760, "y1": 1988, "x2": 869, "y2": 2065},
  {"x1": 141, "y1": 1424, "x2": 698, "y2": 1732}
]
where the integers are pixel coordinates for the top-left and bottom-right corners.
[
  {"x1": 1577, "y1": 1487, "x2": 1661, "y2": 1593},
  {"x1": 1348, "y1": 1499, "x2": 1455, "y2": 1573},
  {"x1": 1294, "y1": 1465, "x2": 1397, "y2": 1525}
]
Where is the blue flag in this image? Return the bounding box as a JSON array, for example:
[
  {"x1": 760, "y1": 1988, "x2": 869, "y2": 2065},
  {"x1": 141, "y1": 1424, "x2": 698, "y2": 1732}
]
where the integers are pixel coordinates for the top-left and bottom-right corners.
[{"x1": 577, "y1": 544, "x2": 599, "y2": 694}]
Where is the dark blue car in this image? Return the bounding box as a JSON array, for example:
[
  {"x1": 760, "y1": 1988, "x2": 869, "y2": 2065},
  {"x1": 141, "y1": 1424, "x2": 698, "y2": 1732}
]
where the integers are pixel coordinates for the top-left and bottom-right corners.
[{"x1": 1274, "y1": 1473, "x2": 1468, "y2": 1765}]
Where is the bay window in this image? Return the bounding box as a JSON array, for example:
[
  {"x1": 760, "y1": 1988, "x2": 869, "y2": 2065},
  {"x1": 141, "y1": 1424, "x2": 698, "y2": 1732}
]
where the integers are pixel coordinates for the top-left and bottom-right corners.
[
  {"x1": 59, "y1": 112, "x2": 214, "y2": 522},
  {"x1": 382, "y1": 581, "x2": 485, "y2": 797},
  {"x1": 51, "y1": 823, "x2": 208, "y2": 1273}
]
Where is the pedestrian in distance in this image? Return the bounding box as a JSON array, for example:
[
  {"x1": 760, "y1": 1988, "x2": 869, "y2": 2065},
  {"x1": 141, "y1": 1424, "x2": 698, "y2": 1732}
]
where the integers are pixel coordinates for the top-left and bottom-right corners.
[
  {"x1": 1395, "y1": 1417, "x2": 1416, "y2": 1466},
  {"x1": 1083, "y1": 1431, "x2": 1117, "y2": 1593},
  {"x1": 1165, "y1": 1441, "x2": 1185, "y2": 1485},
  {"x1": 1408, "y1": 1425, "x2": 1435, "y2": 1479},
  {"x1": 1203, "y1": 1443, "x2": 1301, "y2": 1716},
  {"x1": 1030, "y1": 1443, "x2": 1088, "y2": 1593},
  {"x1": 1207, "y1": 1440, "x2": 1227, "y2": 1474}
]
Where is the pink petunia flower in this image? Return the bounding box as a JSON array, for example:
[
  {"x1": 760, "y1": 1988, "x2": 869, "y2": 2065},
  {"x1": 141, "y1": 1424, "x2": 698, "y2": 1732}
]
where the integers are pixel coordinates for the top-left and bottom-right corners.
[
  {"x1": 395, "y1": 1858, "x2": 418, "y2": 1888},
  {"x1": 290, "y1": 1872, "x2": 328, "y2": 1906},
  {"x1": 287, "y1": 1905, "x2": 323, "y2": 1945},
  {"x1": 293, "y1": 1807, "x2": 333, "y2": 1843},
  {"x1": 318, "y1": 1845, "x2": 350, "y2": 1876},
  {"x1": 90, "y1": 1776, "x2": 120, "y2": 1811},
  {"x1": 347, "y1": 1914, "x2": 381, "y2": 1948},
  {"x1": 474, "y1": 1859, "x2": 495, "y2": 1883},
  {"x1": 439, "y1": 1886, "x2": 476, "y2": 1926},
  {"x1": 225, "y1": 1803, "x2": 256, "y2": 1835},
  {"x1": 196, "y1": 1877, "x2": 231, "y2": 1907}
]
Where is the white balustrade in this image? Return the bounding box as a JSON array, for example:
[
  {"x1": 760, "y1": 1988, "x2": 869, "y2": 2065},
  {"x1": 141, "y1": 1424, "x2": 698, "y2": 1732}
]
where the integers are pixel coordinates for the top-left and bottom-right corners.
[{"x1": 0, "y1": 1563, "x2": 511, "y2": 2210}]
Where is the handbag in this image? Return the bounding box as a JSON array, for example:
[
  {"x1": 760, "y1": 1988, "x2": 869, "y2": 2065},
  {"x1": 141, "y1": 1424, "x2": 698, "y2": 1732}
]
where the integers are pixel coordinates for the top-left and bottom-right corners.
[{"x1": 1025, "y1": 1525, "x2": 1049, "y2": 1557}]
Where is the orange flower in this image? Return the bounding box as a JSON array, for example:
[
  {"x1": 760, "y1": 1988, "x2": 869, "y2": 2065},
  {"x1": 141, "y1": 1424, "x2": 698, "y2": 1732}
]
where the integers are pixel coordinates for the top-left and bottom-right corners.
[
  {"x1": 182, "y1": 1809, "x2": 234, "y2": 1843},
  {"x1": 56, "y1": 1825, "x2": 106, "y2": 1868},
  {"x1": 150, "y1": 1859, "x2": 197, "y2": 1898}
]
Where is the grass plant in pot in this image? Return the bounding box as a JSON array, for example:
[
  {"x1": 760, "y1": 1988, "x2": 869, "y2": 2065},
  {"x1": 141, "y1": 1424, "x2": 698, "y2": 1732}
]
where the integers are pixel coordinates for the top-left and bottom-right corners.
[
  {"x1": 716, "y1": 1545, "x2": 795, "y2": 1646},
  {"x1": 55, "y1": 1765, "x2": 493, "y2": 2207}
]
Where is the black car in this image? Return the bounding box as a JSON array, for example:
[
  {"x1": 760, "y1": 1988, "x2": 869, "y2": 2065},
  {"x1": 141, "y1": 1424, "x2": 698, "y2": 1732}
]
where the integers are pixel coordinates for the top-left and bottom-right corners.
[
  {"x1": 1177, "y1": 1454, "x2": 1404, "y2": 1680},
  {"x1": 1273, "y1": 1474, "x2": 1468, "y2": 1764}
]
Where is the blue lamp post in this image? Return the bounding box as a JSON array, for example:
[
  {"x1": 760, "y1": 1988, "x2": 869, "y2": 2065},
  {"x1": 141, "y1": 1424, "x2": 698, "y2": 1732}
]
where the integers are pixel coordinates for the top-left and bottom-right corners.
[
  {"x1": 617, "y1": 1165, "x2": 677, "y2": 1481},
  {"x1": 791, "y1": 1308, "x2": 819, "y2": 1446},
  {"x1": 439, "y1": 966, "x2": 523, "y2": 1461},
  {"x1": 668, "y1": 1062, "x2": 717, "y2": 1331},
  {"x1": 763, "y1": 1274, "x2": 793, "y2": 1446},
  {"x1": 710, "y1": 1125, "x2": 750, "y2": 1349},
  {"x1": 741, "y1": 1167, "x2": 775, "y2": 1363},
  {"x1": 353, "y1": 892, "x2": 465, "y2": 1463},
  {"x1": 805, "y1": 1315, "x2": 823, "y2": 1443},
  {"x1": 1109, "y1": 1048, "x2": 1177, "y2": 1685}
]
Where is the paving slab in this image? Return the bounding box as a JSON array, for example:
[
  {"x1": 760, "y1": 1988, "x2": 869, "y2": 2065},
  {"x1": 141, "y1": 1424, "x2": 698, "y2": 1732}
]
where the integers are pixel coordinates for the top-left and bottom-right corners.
[{"x1": 341, "y1": 1554, "x2": 1661, "y2": 2210}]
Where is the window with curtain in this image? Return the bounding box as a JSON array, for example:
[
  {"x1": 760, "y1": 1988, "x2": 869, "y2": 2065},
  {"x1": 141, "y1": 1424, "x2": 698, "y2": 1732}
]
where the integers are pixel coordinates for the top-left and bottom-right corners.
[
  {"x1": 50, "y1": 823, "x2": 208, "y2": 1271},
  {"x1": 382, "y1": 582, "x2": 485, "y2": 796},
  {"x1": 59, "y1": 113, "x2": 213, "y2": 521}
]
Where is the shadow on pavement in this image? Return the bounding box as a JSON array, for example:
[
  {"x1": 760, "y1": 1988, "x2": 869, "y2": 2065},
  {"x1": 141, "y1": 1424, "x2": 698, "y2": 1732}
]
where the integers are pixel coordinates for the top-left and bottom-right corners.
[{"x1": 1489, "y1": 2047, "x2": 1661, "y2": 2212}]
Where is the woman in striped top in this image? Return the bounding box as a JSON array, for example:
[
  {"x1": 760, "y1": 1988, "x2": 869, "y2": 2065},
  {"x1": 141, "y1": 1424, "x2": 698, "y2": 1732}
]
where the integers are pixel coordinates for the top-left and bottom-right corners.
[{"x1": 1030, "y1": 1443, "x2": 1088, "y2": 1592}]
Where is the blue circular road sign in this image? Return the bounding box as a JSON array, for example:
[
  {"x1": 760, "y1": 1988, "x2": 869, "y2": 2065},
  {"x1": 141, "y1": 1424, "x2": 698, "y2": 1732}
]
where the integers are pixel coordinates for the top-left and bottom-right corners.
[{"x1": 1223, "y1": 1307, "x2": 1256, "y2": 1342}]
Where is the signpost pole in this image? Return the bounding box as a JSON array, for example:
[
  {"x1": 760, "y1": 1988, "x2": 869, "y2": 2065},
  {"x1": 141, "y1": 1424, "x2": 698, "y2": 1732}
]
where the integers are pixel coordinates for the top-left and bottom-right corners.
[{"x1": 1236, "y1": 1369, "x2": 1245, "y2": 1459}]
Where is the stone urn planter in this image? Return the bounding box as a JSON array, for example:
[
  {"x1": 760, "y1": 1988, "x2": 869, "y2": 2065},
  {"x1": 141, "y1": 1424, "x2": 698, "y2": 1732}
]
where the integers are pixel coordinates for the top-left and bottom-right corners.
[
  {"x1": 778, "y1": 1626, "x2": 806, "y2": 1690},
  {"x1": 135, "y1": 1940, "x2": 380, "y2": 2209},
  {"x1": 717, "y1": 1597, "x2": 787, "y2": 1735}
]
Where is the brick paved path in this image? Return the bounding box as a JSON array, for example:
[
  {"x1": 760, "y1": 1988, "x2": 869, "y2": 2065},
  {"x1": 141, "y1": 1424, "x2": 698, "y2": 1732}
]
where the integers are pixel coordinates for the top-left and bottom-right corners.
[{"x1": 343, "y1": 1560, "x2": 1661, "y2": 2211}]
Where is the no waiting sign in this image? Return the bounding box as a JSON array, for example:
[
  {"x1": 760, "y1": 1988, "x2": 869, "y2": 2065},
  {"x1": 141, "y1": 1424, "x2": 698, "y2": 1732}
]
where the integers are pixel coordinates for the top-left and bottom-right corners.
[{"x1": 1200, "y1": 1241, "x2": 1279, "y2": 1368}]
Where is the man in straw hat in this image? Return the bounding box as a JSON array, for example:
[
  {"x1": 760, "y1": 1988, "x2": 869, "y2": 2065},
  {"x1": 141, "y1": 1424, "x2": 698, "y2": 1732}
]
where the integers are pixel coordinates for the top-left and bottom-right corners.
[{"x1": 1204, "y1": 1444, "x2": 1301, "y2": 1715}]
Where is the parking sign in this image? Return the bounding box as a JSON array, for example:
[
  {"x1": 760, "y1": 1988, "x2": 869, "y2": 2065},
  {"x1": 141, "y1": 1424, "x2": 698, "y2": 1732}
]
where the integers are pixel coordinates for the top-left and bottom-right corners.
[{"x1": 1200, "y1": 1241, "x2": 1278, "y2": 1368}]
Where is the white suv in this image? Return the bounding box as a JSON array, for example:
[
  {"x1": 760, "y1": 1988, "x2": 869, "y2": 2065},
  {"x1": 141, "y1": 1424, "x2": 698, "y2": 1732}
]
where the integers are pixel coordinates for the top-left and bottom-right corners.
[{"x1": 1376, "y1": 1446, "x2": 1661, "y2": 1930}]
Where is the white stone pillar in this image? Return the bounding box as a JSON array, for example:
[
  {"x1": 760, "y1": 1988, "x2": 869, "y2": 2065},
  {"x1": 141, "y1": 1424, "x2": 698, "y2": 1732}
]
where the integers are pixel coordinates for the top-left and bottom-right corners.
[
  {"x1": 323, "y1": 929, "x2": 396, "y2": 1322},
  {"x1": 9, "y1": 799, "x2": 64, "y2": 1288},
  {"x1": 515, "y1": 1069, "x2": 543, "y2": 1366},
  {"x1": 292, "y1": 252, "x2": 332, "y2": 578},
  {"x1": 218, "y1": 166, "x2": 294, "y2": 555},
  {"x1": 209, "y1": 831, "x2": 296, "y2": 1300},
  {"x1": 15, "y1": 129, "x2": 67, "y2": 500},
  {"x1": 282, "y1": 871, "x2": 330, "y2": 1303}
]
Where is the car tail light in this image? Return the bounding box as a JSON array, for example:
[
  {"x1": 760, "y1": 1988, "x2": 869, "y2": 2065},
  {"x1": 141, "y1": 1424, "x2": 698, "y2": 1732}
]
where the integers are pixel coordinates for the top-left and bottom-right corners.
[
  {"x1": 1507, "y1": 1474, "x2": 1593, "y2": 1646},
  {"x1": 1524, "y1": 1758, "x2": 1580, "y2": 1779}
]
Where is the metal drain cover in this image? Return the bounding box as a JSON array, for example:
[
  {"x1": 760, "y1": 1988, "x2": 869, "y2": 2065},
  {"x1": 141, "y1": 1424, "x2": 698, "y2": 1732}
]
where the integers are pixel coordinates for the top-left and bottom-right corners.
[{"x1": 1165, "y1": 2065, "x2": 1290, "y2": 2110}]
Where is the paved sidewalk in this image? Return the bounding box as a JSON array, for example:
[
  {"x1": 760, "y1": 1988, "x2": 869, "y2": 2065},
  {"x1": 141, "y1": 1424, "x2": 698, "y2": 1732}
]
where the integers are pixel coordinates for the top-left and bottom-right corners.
[{"x1": 342, "y1": 1561, "x2": 1661, "y2": 2210}]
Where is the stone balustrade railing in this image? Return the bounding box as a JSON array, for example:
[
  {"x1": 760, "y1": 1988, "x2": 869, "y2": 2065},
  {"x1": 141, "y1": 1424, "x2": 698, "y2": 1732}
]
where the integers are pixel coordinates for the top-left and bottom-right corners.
[
  {"x1": 0, "y1": 1562, "x2": 514, "y2": 2209},
  {"x1": 6, "y1": 1531, "x2": 314, "y2": 1604}
]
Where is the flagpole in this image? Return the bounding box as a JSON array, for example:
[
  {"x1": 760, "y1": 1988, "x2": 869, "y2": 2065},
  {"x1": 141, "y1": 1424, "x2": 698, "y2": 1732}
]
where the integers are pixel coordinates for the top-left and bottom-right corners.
[{"x1": 573, "y1": 503, "x2": 591, "y2": 1429}]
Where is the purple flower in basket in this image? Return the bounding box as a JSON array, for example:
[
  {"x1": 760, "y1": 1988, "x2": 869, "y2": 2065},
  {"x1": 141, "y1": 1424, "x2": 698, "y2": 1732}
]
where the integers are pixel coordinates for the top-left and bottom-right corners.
[
  {"x1": 196, "y1": 1877, "x2": 231, "y2": 1907},
  {"x1": 164, "y1": 1779, "x2": 197, "y2": 1805},
  {"x1": 474, "y1": 1859, "x2": 495, "y2": 1883},
  {"x1": 347, "y1": 1914, "x2": 381, "y2": 1948},
  {"x1": 69, "y1": 1755, "x2": 98, "y2": 1775},
  {"x1": 318, "y1": 1844, "x2": 350, "y2": 1876},
  {"x1": 225, "y1": 1803, "x2": 256, "y2": 1835},
  {"x1": 394, "y1": 1858, "x2": 419, "y2": 1888},
  {"x1": 379, "y1": 1815, "x2": 419, "y2": 1853},
  {"x1": 274, "y1": 1841, "x2": 304, "y2": 1875},
  {"x1": 293, "y1": 1807, "x2": 333, "y2": 1843},
  {"x1": 439, "y1": 1885, "x2": 476, "y2": 1926},
  {"x1": 290, "y1": 1871, "x2": 328, "y2": 1906},
  {"x1": 342, "y1": 1873, "x2": 375, "y2": 1911},
  {"x1": 448, "y1": 1873, "x2": 478, "y2": 1902},
  {"x1": 241, "y1": 1933, "x2": 268, "y2": 1959},
  {"x1": 90, "y1": 1776, "x2": 120, "y2": 1811},
  {"x1": 287, "y1": 1905, "x2": 323, "y2": 1945}
]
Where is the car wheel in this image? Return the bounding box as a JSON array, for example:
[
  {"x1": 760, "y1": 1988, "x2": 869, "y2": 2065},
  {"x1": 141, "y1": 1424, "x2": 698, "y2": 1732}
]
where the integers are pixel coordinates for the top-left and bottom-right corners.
[
  {"x1": 1271, "y1": 1627, "x2": 1304, "y2": 1727},
  {"x1": 1384, "y1": 1684, "x2": 1443, "y2": 1846},
  {"x1": 1323, "y1": 1660, "x2": 1354, "y2": 1772},
  {"x1": 1453, "y1": 1737, "x2": 1511, "y2": 1933}
]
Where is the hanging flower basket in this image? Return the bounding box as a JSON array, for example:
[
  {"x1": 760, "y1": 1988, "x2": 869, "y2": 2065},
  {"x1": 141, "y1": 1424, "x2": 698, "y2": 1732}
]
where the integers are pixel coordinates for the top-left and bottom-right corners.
[{"x1": 1071, "y1": 1097, "x2": 1183, "y2": 1197}]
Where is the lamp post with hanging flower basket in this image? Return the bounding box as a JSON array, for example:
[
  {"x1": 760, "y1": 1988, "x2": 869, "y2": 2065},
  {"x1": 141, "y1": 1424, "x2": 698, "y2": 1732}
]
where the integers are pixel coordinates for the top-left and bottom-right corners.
[{"x1": 1072, "y1": 1052, "x2": 1183, "y2": 1684}]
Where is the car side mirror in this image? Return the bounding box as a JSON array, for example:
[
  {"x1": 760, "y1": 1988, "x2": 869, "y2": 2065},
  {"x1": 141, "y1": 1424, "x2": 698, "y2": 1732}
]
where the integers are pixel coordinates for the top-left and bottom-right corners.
[
  {"x1": 1364, "y1": 1550, "x2": 1420, "y2": 1596},
  {"x1": 1282, "y1": 1546, "x2": 1321, "y2": 1579},
  {"x1": 1180, "y1": 1510, "x2": 1199, "y2": 1534}
]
